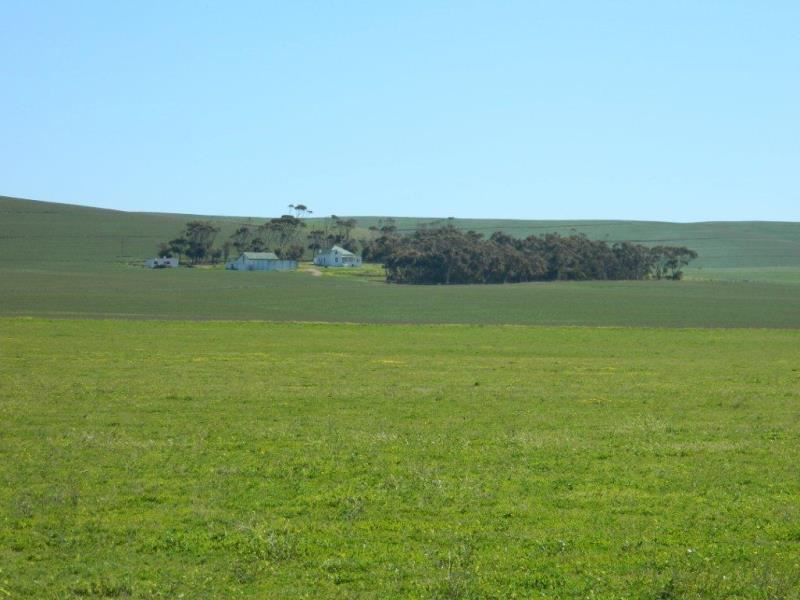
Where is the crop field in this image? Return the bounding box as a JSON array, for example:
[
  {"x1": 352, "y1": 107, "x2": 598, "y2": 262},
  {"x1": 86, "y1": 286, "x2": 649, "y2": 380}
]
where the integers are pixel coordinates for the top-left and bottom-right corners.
[{"x1": 1, "y1": 319, "x2": 799, "y2": 598}]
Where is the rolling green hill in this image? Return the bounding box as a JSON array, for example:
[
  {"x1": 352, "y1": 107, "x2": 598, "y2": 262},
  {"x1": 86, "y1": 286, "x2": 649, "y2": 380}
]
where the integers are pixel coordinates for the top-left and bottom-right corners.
[
  {"x1": 3, "y1": 198, "x2": 800, "y2": 595},
  {"x1": 3, "y1": 195, "x2": 800, "y2": 269},
  {"x1": 0, "y1": 195, "x2": 251, "y2": 269},
  {"x1": 349, "y1": 216, "x2": 800, "y2": 270},
  {"x1": 2, "y1": 195, "x2": 800, "y2": 326}
]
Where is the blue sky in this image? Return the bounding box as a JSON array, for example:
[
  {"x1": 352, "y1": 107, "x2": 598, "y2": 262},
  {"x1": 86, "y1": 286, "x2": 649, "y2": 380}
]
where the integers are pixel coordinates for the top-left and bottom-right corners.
[{"x1": 1, "y1": 1, "x2": 798, "y2": 221}]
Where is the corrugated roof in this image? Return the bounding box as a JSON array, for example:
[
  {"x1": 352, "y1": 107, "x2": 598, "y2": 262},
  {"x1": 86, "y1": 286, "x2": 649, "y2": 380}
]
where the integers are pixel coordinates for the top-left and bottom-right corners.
[
  {"x1": 242, "y1": 252, "x2": 279, "y2": 260},
  {"x1": 329, "y1": 245, "x2": 355, "y2": 256}
]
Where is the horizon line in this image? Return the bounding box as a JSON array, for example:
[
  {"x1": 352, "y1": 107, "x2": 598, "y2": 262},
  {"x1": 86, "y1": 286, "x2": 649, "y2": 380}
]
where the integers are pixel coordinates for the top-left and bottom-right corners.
[{"x1": 2, "y1": 193, "x2": 798, "y2": 225}]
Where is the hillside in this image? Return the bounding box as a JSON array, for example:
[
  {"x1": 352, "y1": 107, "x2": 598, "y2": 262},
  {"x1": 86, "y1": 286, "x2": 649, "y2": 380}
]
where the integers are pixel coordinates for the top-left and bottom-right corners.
[
  {"x1": 2, "y1": 195, "x2": 800, "y2": 327},
  {"x1": 3, "y1": 195, "x2": 800, "y2": 270},
  {"x1": 0, "y1": 196, "x2": 249, "y2": 269},
  {"x1": 348, "y1": 217, "x2": 800, "y2": 270}
]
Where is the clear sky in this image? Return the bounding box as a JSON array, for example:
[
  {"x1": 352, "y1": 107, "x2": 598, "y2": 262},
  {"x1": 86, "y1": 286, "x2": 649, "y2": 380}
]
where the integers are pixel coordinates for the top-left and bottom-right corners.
[{"x1": 1, "y1": 1, "x2": 798, "y2": 221}]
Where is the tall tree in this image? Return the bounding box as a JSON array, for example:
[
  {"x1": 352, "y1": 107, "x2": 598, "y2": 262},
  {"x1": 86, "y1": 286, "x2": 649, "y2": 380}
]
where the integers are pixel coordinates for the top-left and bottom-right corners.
[
  {"x1": 167, "y1": 237, "x2": 188, "y2": 262},
  {"x1": 182, "y1": 221, "x2": 220, "y2": 264},
  {"x1": 229, "y1": 226, "x2": 255, "y2": 254},
  {"x1": 650, "y1": 246, "x2": 698, "y2": 280},
  {"x1": 265, "y1": 215, "x2": 306, "y2": 256},
  {"x1": 307, "y1": 229, "x2": 327, "y2": 255},
  {"x1": 289, "y1": 204, "x2": 311, "y2": 218}
]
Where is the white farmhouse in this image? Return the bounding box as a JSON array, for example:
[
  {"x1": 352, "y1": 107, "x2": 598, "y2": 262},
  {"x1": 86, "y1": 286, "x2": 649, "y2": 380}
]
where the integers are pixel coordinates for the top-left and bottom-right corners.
[
  {"x1": 145, "y1": 257, "x2": 179, "y2": 268},
  {"x1": 313, "y1": 245, "x2": 362, "y2": 267},
  {"x1": 226, "y1": 252, "x2": 297, "y2": 271}
]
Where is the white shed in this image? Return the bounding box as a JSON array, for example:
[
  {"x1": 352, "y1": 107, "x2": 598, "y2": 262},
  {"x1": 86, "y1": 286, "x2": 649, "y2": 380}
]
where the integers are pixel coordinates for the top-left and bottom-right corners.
[
  {"x1": 145, "y1": 257, "x2": 179, "y2": 268},
  {"x1": 226, "y1": 252, "x2": 297, "y2": 271},
  {"x1": 313, "y1": 245, "x2": 362, "y2": 267}
]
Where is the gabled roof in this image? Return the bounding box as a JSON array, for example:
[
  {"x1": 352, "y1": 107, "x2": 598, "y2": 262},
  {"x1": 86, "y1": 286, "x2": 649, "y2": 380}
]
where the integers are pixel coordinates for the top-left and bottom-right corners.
[
  {"x1": 242, "y1": 252, "x2": 279, "y2": 260},
  {"x1": 327, "y1": 245, "x2": 356, "y2": 257}
]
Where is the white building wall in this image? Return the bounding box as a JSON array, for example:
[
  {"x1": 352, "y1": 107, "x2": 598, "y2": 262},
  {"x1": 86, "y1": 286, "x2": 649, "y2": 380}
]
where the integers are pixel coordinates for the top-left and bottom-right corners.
[
  {"x1": 314, "y1": 250, "x2": 362, "y2": 267},
  {"x1": 146, "y1": 257, "x2": 179, "y2": 268},
  {"x1": 227, "y1": 256, "x2": 297, "y2": 271}
]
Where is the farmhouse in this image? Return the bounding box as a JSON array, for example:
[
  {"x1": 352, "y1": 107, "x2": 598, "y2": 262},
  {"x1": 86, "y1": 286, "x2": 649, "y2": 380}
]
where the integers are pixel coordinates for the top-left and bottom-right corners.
[
  {"x1": 145, "y1": 257, "x2": 179, "y2": 268},
  {"x1": 314, "y1": 245, "x2": 363, "y2": 267},
  {"x1": 226, "y1": 252, "x2": 297, "y2": 272}
]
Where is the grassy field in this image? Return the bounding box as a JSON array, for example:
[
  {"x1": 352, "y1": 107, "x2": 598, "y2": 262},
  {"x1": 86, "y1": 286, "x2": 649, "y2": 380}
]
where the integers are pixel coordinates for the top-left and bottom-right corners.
[
  {"x1": 2, "y1": 195, "x2": 799, "y2": 597},
  {"x1": 4, "y1": 195, "x2": 800, "y2": 270},
  {"x1": 3, "y1": 194, "x2": 800, "y2": 328},
  {"x1": 1, "y1": 319, "x2": 799, "y2": 598},
  {"x1": 3, "y1": 266, "x2": 800, "y2": 328},
  {"x1": 683, "y1": 266, "x2": 800, "y2": 285}
]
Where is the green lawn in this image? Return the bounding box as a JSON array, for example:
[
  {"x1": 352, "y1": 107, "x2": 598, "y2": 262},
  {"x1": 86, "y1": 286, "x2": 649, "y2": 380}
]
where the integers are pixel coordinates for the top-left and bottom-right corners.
[{"x1": 1, "y1": 319, "x2": 799, "y2": 598}]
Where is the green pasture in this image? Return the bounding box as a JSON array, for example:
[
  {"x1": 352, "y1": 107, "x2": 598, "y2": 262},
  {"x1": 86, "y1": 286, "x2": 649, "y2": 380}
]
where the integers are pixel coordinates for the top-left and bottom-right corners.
[
  {"x1": 684, "y1": 266, "x2": 800, "y2": 285},
  {"x1": 1, "y1": 319, "x2": 799, "y2": 598},
  {"x1": 3, "y1": 195, "x2": 800, "y2": 329},
  {"x1": 2, "y1": 265, "x2": 800, "y2": 328},
  {"x1": 3, "y1": 195, "x2": 800, "y2": 270}
]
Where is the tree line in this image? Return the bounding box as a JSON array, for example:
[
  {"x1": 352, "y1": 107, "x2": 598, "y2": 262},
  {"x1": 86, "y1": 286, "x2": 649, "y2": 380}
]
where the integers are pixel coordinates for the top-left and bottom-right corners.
[
  {"x1": 157, "y1": 214, "x2": 698, "y2": 283},
  {"x1": 362, "y1": 225, "x2": 697, "y2": 284},
  {"x1": 157, "y1": 206, "x2": 363, "y2": 265}
]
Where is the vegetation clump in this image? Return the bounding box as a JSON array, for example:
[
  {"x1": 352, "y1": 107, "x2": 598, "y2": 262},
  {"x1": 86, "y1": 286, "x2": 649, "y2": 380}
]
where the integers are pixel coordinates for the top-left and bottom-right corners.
[
  {"x1": 156, "y1": 207, "x2": 365, "y2": 265},
  {"x1": 155, "y1": 211, "x2": 697, "y2": 283},
  {"x1": 159, "y1": 220, "x2": 221, "y2": 265},
  {"x1": 365, "y1": 225, "x2": 697, "y2": 284}
]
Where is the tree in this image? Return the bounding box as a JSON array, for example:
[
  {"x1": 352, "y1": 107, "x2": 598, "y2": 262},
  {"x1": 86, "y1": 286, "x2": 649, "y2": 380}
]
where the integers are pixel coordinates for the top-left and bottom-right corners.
[
  {"x1": 157, "y1": 242, "x2": 172, "y2": 258},
  {"x1": 221, "y1": 240, "x2": 232, "y2": 263},
  {"x1": 363, "y1": 219, "x2": 401, "y2": 262},
  {"x1": 650, "y1": 246, "x2": 698, "y2": 280},
  {"x1": 610, "y1": 242, "x2": 653, "y2": 280},
  {"x1": 334, "y1": 217, "x2": 358, "y2": 242},
  {"x1": 249, "y1": 235, "x2": 268, "y2": 252},
  {"x1": 230, "y1": 226, "x2": 255, "y2": 254},
  {"x1": 157, "y1": 221, "x2": 221, "y2": 265},
  {"x1": 278, "y1": 244, "x2": 305, "y2": 260},
  {"x1": 167, "y1": 237, "x2": 188, "y2": 262},
  {"x1": 191, "y1": 223, "x2": 219, "y2": 263},
  {"x1": 369, "y1": 218, "x2": 397, "y2": 236},
  {"x1": 181, "y1": 221, "x2": 220, "y2": 265},
  {"x1": 264, "y1": 215, "x2": 306, "y2": 256},
  {"x1": 289, "y1": 204, "x2": 311, "y2": 218},
  {"x1": 307, "y1": 229, "x2": 327, "y2": 255}
]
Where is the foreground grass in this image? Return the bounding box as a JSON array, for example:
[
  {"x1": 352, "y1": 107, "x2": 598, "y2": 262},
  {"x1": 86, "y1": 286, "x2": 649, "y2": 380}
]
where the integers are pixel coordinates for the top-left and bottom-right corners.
[{"x1": 1, "y1": 319, "x2": 799, "y2": 598}]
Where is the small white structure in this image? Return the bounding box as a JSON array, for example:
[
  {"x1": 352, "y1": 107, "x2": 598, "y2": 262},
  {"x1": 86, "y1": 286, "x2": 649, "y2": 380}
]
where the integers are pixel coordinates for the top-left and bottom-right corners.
[
  {"x1": 314, "y1": 245, "x2": 362, "y2": 267},
  {"x1": 145, "y1": 257, "x2": 179, "y2": 268},
  {"x1": 226, "y1": 252, "x2": 297, "y2": 272}
]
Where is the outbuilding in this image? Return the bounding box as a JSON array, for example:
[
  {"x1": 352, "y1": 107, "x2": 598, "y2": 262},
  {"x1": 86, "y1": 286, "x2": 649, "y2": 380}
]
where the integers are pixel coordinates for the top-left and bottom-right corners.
[
  {"x1": 226, "y1": 252, "x2": 297, "y2": 271},
  {"x1": 313, "y1": 245, "x2": 362, "y2": 267},
  {"x1": 145, "y1": 257, "x2": 179, "y2": 268}
]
